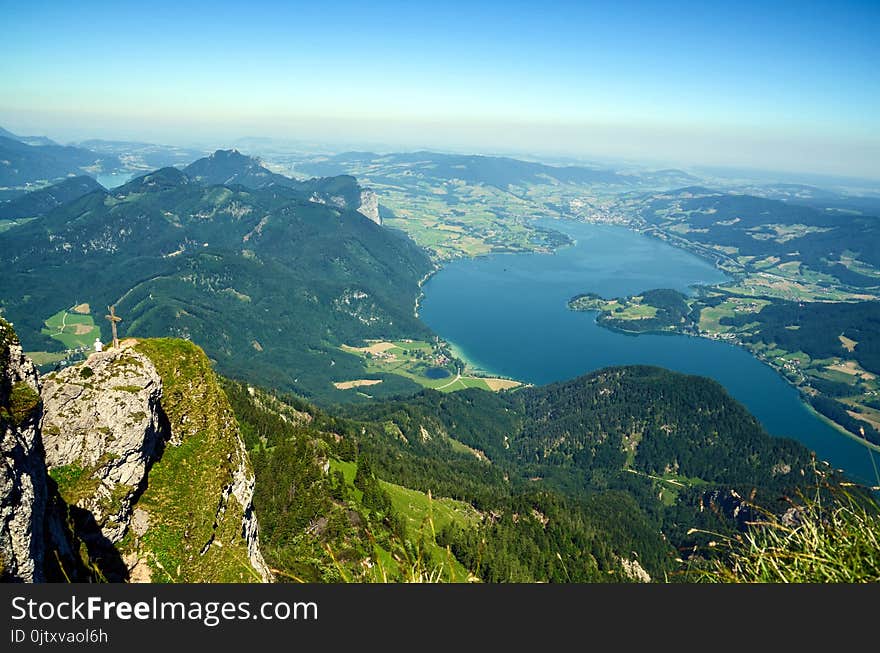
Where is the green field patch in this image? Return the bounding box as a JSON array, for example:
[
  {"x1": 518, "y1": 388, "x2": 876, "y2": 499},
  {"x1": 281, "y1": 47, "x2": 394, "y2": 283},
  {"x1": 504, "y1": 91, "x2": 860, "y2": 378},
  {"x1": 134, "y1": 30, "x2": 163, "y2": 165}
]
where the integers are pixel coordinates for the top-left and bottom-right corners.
[
  {"x1": 698, "y1": 305, "x2": 736, "y2": 333},
  {"x1": 24, "y1": 351, "x2": 68, "y2": 366},
  {"x1": 341, "y1": 339, "x2": 510, "y2": 393},
  {"x1": 41, "y1": 308, "x2": 101, "y2": 350},
  {"x1": 837, "y1": 252, "x2": 880, "y2": 279},
  {"x1": 812, "y1": 368, "x2": 860, "y2": 385}
]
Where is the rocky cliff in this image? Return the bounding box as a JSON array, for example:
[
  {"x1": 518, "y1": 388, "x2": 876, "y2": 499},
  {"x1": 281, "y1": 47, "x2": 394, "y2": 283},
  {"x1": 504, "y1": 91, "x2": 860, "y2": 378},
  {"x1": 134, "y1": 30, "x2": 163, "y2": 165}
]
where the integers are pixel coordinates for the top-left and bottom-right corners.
[
  {"x1": 357, "y1": 189, "x2": 381, "y2": 225},
  {"x1": 0, "y1": 319, "x2": 47, "y2": 582},
  {"x1": 42, "y1": 346, "x2": 164, "y2": 545},
  {"x1": 0, "y1": 320, "x2": 270, "y2": 583}
]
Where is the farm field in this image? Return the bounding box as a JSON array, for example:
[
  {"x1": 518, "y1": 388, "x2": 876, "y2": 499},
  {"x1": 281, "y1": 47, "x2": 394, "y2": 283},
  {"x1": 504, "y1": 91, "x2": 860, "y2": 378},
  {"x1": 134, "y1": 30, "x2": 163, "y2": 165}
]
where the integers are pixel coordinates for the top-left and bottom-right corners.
[
  {"x1": 339, "y1": 339, "x2": 520, "y2": 394},
  {"x1": 40, "y1": 305, "x2": 101, "y2": 350}
]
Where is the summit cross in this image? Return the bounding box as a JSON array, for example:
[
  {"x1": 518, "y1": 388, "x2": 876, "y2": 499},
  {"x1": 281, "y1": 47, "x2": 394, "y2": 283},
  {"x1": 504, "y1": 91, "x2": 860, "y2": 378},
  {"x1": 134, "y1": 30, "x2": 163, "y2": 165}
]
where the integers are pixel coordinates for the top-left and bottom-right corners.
[{"x1": 105, "y1": 305, "x2": 122, "y2": 348}]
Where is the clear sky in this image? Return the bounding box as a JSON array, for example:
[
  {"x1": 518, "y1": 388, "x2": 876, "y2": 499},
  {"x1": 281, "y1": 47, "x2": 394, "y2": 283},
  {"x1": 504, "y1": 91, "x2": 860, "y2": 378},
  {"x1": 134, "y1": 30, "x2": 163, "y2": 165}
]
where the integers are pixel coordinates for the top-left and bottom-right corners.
[{"x1": 1, "y1": 0, "x2": 878, "y2": 177}]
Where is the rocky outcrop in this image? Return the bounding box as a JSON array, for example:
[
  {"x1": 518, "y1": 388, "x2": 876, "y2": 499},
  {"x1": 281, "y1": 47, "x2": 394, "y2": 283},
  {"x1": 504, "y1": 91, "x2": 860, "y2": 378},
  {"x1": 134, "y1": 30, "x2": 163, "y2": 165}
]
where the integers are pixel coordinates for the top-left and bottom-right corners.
[
  {"x1": 0, "y1": 319, "x2": 47, "y2": 582},
  {"x1": 0, "y1": 320, "x2": 270, "y2": 583},
  {"x1": 357, "y1": 189, "x2": 381, "y2": 225},
  {"x1": 619, "y1": 557, "x2": 652, "y2": 583},
  {"x1": 41, "y1": 346, "x2": 165, "y2": 543}
]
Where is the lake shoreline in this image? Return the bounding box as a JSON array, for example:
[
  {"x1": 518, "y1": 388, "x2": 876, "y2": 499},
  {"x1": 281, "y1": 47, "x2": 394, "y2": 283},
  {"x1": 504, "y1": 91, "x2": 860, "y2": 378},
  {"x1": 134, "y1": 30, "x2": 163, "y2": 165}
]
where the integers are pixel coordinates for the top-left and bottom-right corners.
[
  {"x1": 562, "y1": 217, "x2": 880, "y2": 460},
  {"x1": 419, "y1": 218, "x2": 880, "y2": 485}
]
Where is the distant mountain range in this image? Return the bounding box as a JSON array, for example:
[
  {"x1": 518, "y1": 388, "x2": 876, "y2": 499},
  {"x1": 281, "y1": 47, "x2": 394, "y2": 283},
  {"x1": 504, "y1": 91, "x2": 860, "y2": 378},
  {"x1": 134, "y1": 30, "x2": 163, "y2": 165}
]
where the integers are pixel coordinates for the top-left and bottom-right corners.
[
  {"x1": 0, "y1": 126, "x2": 58, "y2": 147},
  {"x1": 0, "y1": 127, "x2": 121, "y2": 193},
  {"x1": 297, "y1": 150, "x2": 702, "y2": 189}
]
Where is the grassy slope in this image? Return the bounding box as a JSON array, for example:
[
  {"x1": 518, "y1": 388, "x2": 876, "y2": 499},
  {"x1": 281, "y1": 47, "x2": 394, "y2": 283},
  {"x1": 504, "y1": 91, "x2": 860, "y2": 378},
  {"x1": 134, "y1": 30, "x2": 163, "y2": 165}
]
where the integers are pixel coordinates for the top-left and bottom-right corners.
[
  {"x1": 330, "y1": 459, "x2": 479, "y2": 581},
  {"x1": 133, "y1": 338, "x2": 263, "y2": 582}
]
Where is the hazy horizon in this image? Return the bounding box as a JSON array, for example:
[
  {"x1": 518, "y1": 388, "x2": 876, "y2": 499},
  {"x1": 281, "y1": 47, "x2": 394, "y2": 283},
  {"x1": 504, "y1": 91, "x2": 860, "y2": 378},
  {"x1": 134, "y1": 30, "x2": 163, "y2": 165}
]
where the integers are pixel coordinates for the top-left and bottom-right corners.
[{"x1": 2, "y1": 0, "x2": 878, "y2": 180}]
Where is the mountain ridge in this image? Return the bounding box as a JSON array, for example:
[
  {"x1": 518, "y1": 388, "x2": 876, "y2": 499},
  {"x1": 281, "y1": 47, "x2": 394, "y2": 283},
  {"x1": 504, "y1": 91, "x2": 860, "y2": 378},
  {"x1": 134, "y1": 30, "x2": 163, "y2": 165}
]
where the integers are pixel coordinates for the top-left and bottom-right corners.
[{"x1": 0, "y1": 155, "x2": 429, "y2": 401}]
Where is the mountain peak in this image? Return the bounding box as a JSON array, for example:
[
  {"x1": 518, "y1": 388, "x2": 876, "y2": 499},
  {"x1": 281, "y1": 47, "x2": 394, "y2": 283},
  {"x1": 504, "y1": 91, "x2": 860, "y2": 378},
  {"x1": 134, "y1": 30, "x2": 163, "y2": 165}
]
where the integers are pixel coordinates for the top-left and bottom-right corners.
[
  {"x1": 115, "y1": 166, "x2": 190, "y2": 194},
  {"x1": 184, "y1": 149, "x2": 267, "y2": 187},
  {"x1": 210, "y1": 148, "x2": 249, "y2": 160}
]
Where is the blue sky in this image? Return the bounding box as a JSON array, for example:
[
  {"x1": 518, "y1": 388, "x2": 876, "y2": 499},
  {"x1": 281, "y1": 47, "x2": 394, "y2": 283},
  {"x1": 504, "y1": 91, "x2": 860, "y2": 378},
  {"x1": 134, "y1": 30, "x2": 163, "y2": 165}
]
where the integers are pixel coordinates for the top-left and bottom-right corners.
[{"x1": 1, "y1": 0, "x2": 878, "y2": 177}]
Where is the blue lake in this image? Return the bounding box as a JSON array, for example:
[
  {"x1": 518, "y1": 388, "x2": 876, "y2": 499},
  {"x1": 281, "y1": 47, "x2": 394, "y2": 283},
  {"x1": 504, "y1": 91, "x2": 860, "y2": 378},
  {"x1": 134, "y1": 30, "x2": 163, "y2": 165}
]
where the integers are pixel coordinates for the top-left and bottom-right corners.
[
  {"x1": 94, "y1": 171, "x2": 134, "y2": 189},
  {"x1": 420, "y1": 219, "x2": 880, "y2": 485}
]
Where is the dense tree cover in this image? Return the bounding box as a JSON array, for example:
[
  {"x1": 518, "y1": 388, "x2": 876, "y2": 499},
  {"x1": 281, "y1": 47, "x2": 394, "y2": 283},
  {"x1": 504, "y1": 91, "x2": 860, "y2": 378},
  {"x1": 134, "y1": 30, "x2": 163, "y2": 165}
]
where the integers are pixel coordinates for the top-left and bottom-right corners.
[
  {"x1": 0, "y1": 134, "x2": 121, "y2": 190},
  {"x1": 517, "y1": 367, "x2": 815, "y2": 492},
  {"x1": 183, "y1": 149, "x2": 364, "y2": 208},
  {"x1": 721, "y1": 300, "x2": 880, "y2": 375},
  {"x1": 230, "y1": 370, "x2": 689, "y2": 582},
  {"x1": 0, "y1": 153, "x2": 433, "y2": 403},
  {"x1": 570, "y1": 289, "x2": 696, "y2": 334},
  {"x1": 640, "y1": 288, "x2": 690, "y2": 317},
  {"x1": 336, "y1": 366, "x2": 826, "y2": 579},
  {"x1": 808, "y1": 376, "x2": 859, "y2": 398},
  {"x1": 223, "y1": 380, "x2": 420, "y2": 581},
  {"x1": 639, "y1": 190, "x2": 880, "y2": 279},
  {"x1": 438, "y1": 491, "x2": 670, "y2": 582},
  {"x1": 346, "y1": 366, "x2": 823, "y2": 501},
  {"x1": 605, "y1": 288, "x2": 692, "y2": 332},
  {"x1": 224, "y1": 363, "x2": 866, "y2": 582},
  {"x1": 809, "y1": 396, "x2": 880, "y2": 446},
  {"x1": 347, "y1": 396, "x2": 513, "y2": 508},
  {"x1": 0, "y1": 176, "x2": 104, "y2": 220}
]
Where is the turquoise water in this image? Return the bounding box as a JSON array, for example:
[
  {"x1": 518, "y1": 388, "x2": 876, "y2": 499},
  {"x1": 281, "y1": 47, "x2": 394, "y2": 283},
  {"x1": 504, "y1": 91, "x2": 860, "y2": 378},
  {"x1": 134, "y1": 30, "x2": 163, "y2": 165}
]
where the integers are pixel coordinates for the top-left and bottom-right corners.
[
  {"x1": 420, "y1": 219, "x2": 880, "y2": 485},
  {"x1": 94, "y1": 171, "x2": 133, "y2": 189}
]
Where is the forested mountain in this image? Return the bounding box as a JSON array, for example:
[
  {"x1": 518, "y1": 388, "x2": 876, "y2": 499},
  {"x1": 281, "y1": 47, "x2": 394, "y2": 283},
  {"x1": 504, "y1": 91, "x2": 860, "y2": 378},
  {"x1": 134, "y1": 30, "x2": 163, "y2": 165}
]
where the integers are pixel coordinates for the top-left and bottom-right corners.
[
  {"x1": 0, "y1": 133, "x2": 121, "y2": 191},
  {"x1": 183, "y1": 148, "x2": 293, "y2": 187},
  {"x1": 637, "y1": 187, "x2": 880, "y2": 280},
  {"x1": 345, "y1": 366, "x2": 817, "y2": 497},
  {"x1": 0, "y1": 175, "x2": 104, "y2": 220},
  {"x1": 184, "y1": 149, "x2": 364, "y2": 209},
  {"x1": 0, "y1": 155, "x2": 433, "y2": 401},
  {"x1": 335, "y1": 366, "x2": 826, "y2": 580}
]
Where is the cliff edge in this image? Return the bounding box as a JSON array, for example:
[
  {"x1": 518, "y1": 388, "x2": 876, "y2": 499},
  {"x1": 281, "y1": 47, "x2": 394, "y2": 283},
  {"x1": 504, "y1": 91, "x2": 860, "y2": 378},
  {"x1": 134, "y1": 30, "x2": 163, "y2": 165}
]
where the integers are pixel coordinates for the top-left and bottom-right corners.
[{"x1": 0, "y1": 319, "x2": 269, "y2": 583}]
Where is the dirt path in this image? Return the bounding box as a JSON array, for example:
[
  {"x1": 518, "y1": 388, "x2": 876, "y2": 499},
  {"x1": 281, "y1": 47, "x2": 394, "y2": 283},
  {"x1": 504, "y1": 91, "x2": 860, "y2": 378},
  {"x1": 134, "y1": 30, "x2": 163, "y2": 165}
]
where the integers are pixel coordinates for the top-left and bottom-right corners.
[
  {"x1": 51, "y1": 311, "x2": 69, "y2": 336},
  {"x1": 435, "y1": 371, "x2": 462, "y2": 390}
]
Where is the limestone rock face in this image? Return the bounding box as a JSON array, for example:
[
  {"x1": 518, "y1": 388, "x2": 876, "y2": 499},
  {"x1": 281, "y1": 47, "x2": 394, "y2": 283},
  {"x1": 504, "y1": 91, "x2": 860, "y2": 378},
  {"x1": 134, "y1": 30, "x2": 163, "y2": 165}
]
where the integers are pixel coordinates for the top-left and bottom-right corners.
[
  {"x1": 0, "y1": 321, "x2": 271, "y2": 583},
  {"x1": 357, "y1": 189, "x2": 381, "y2": 225},
  {"x1": 224, "y1": 435, "x2": 271, "y2": 582},
  {"x1": 41, "y1": 346, "x2": 165, "y2": 543},
  {"x1": 0, "y1": 319, "x2": 47, "y2": 582}
]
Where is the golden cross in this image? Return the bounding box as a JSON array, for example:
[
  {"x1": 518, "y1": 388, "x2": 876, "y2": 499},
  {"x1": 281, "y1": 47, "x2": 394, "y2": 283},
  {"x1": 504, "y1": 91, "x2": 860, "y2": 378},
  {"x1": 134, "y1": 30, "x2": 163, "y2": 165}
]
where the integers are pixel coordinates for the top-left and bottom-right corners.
[{"x1": 105, "y1": 305, "x2": 122, "y2": 349}]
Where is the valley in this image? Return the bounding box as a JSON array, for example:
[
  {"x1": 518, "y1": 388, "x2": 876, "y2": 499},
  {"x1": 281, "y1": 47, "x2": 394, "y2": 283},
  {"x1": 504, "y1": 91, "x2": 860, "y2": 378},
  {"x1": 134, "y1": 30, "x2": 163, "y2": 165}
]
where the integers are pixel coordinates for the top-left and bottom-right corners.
[{"x1": 2, "y1": 128, "x2": 879, "y2": 586}]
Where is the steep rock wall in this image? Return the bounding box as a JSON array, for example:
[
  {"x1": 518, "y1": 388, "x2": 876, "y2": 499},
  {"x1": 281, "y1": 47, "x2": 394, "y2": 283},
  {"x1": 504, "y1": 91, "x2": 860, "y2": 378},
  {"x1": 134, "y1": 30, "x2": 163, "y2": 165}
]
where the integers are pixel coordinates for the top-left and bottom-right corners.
[{"x1": 0, "y1": 319, "x2": 46, "y2": 582}]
